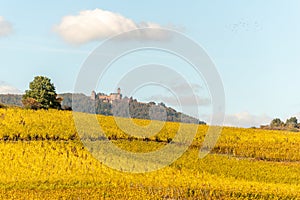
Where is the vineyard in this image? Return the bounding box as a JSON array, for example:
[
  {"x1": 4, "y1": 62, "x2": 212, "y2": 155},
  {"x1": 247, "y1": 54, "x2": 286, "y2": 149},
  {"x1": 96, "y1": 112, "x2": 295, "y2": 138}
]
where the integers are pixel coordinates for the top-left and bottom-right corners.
[{"x1": 0, "y1": 108, "x2": 300, "y2": 199}]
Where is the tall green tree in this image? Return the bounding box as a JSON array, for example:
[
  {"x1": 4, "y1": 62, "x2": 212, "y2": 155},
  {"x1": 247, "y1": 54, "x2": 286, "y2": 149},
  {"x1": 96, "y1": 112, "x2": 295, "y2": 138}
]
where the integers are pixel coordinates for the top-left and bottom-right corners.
[
  {"x1": 270, "y1": 118, "x2": 284, "y2": 128},
  {"x1": 22, "y1": 76, "x2": 61, "y2": 109},
  {"x1": 286, "y1": 117, "x2": 298, "y2": 128}
]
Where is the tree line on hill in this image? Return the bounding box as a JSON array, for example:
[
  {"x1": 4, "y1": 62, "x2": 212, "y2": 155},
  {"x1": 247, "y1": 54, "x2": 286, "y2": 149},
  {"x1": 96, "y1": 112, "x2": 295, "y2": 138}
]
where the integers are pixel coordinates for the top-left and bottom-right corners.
[
  {"x1": 0, "y1": 76, "x2": 205, "y2": 125},
  {"x1": 261, "y1": 117, "x2": 299, "y2": 132},
  {"x1": 0, "y1": 94, "x2": 22, "y2": 107},
  {"x1": 63, "y1": 93, "x2": 204, "y2": 124}
]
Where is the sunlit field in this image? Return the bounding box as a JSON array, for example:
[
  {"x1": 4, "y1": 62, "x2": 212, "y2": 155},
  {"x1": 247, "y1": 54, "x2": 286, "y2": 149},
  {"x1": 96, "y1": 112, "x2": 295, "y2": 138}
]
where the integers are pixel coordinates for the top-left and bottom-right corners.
[{"x1": 0, "y1": 108, "x2": 300, "y2": 199}]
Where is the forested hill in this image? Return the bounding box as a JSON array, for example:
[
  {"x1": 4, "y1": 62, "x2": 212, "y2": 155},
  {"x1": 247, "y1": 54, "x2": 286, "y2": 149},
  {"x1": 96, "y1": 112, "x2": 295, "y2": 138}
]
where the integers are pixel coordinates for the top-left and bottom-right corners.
[
  {"x1": 0, "y1": 94, "x2": 22, "y2": 107},
  {"x1": 0, "y1": 94, "x2": 205, "y2": 124}
]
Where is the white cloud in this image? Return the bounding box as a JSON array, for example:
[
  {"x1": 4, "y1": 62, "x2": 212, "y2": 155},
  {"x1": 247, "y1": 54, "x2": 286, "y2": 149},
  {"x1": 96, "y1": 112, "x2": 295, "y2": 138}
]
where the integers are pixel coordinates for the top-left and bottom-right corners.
[
  {"x1": 54, "y1": 9, "x2": 170, "y2": 44},
  {"x1": 0, "y1": 82, "x2": 22, "y2": 94},
  {"x1": 0, "y1": 16, "x2": 13, "y2": 37},
  {"x1": 224, "y1": 112, "x2": 272, "y2": 128},
  {"x1": 202, "y1": 112, "x2": 272, "y2": 128},
  {"x1": 216, "y1": 112, "x2": 272, "y2": 128}
]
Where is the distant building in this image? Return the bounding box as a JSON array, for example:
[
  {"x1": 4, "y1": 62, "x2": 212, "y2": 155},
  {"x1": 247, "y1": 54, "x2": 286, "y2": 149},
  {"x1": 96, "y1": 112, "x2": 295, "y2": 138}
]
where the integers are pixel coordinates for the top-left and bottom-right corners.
[
  {"x1": 260, "y1": 125, "x2": 269, "y2": 129},
  {"x1": 108, "y1": 88, "x2": 122, "y2": 103},
  {"x1": 91, "y1": 91, "x2": 96, "y2": 100},
  {"x1": 91, "y1": 88, "x2": 122, "y2": 103}
]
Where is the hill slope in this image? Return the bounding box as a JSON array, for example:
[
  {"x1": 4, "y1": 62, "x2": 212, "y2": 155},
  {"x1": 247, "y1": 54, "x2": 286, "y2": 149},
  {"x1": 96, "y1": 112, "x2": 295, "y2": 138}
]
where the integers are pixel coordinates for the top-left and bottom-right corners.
[{"x1": 0, "y1": 93, "x2": 205, "y2": 124}]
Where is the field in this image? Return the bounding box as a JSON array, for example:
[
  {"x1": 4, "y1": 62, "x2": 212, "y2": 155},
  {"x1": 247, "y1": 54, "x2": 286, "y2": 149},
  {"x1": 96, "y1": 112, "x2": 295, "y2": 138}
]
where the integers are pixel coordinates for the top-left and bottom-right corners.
[{"x1": 0, "y1": 108, "x2": 300, "y2": 199}]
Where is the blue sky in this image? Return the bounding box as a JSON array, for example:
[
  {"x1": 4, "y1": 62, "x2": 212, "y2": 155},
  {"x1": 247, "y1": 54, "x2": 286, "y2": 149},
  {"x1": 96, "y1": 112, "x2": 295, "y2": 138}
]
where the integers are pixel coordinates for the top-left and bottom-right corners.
[{"x1": 0, "y1": 0, "x2": 300, "y2": 127}]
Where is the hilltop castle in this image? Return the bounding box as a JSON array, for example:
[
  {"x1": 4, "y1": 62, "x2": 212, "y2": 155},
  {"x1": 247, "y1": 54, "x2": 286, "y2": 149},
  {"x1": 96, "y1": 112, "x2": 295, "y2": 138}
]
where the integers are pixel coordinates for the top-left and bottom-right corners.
[{"x1": 91, "y1": 88, "x2": 122, "y2": 103}]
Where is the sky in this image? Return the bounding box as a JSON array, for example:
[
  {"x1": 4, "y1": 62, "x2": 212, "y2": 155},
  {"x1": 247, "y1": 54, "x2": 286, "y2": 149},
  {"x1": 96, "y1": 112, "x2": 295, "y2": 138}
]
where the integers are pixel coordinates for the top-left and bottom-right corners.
[{"x1": 0, "y1": 0, "x2": 300, "y2": 127}]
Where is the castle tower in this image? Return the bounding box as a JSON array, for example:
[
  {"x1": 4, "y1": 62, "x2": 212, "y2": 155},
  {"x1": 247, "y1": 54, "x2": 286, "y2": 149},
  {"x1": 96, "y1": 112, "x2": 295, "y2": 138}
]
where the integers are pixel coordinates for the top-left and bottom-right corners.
[
  {"x1": 118, "y1": 88, "x2": 122, "y2": 100},
  {"x1": 91, "y1": 91, "x2": 96, "y2": 100}
]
